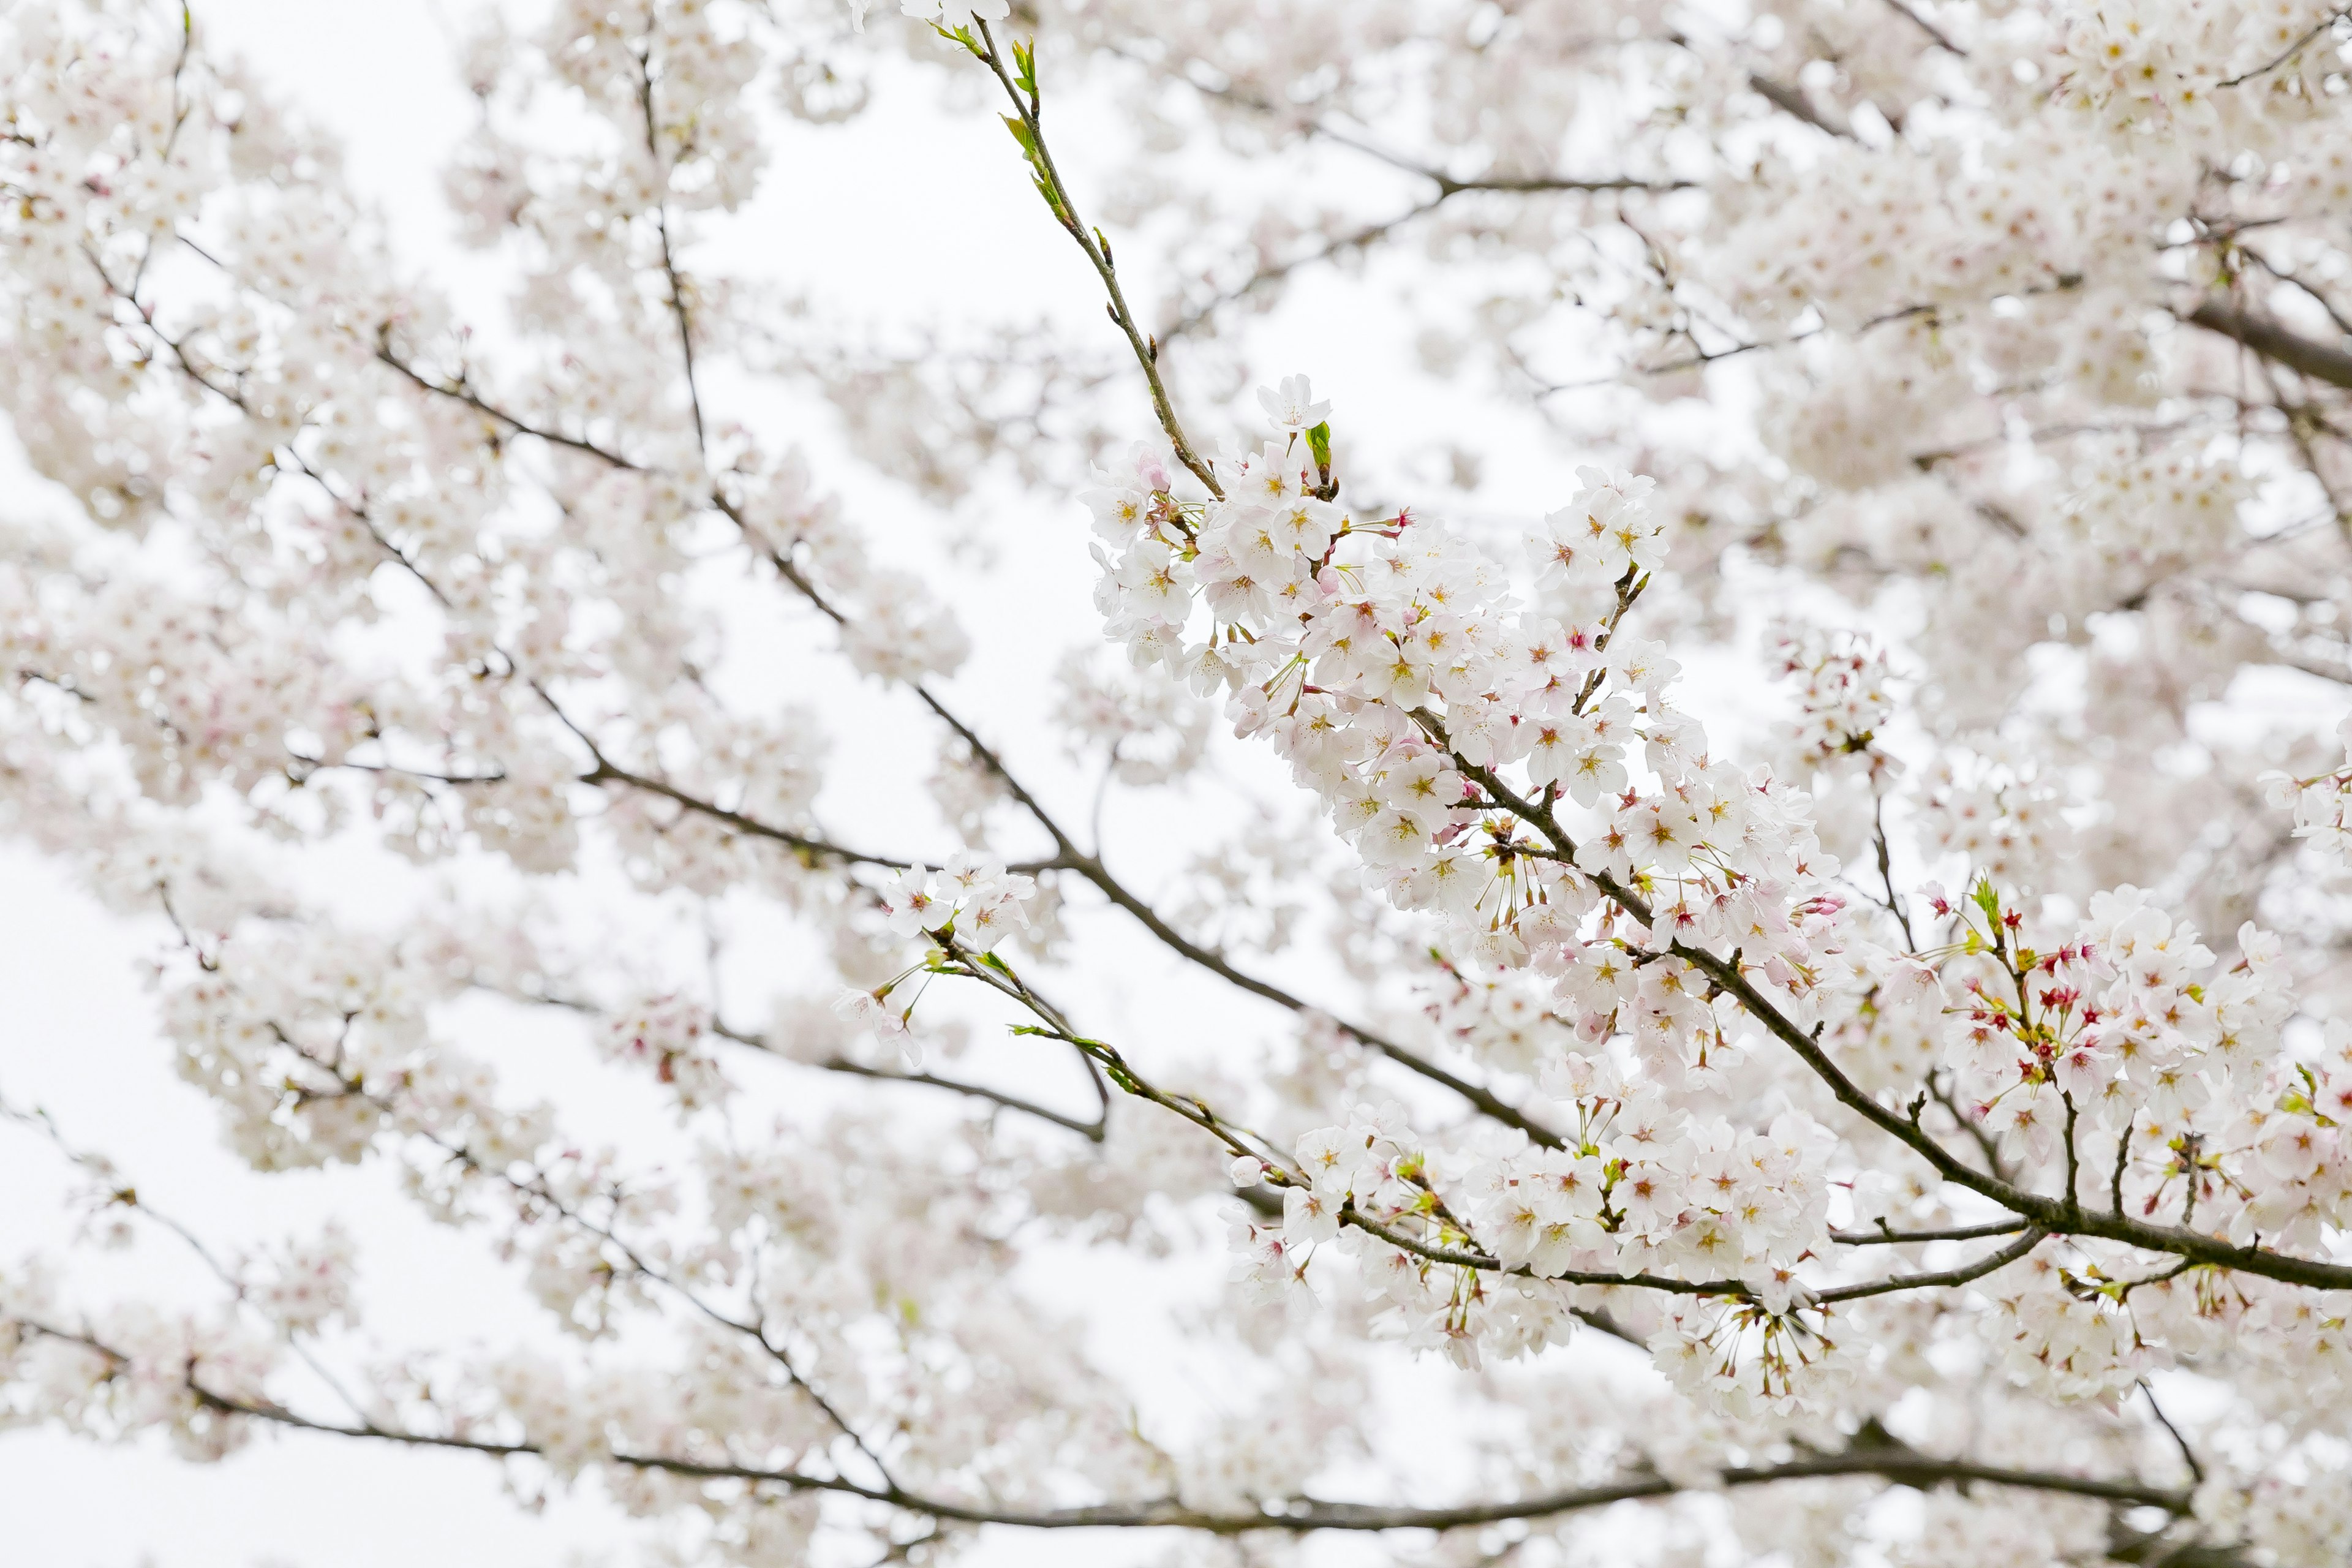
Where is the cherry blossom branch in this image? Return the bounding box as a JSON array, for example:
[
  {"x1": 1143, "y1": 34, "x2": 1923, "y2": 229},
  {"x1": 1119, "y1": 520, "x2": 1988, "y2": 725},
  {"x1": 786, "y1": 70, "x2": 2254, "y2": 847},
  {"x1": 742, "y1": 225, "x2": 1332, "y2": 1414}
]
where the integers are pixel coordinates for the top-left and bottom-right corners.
[
  {"x1": 102, "y1": 298, "x2": 838, "y2": 910},
  {"x1": 1044, "y1": 850, "x2": 1570, "y2": 1147},
  {"x1": 1109, "y1": 61, "x2": 1695, "y2": 347},
  {"x1": 2217, "y1": 7, "x2": 2351, "y2": 87},
  {"x1": 1928, "y1": 1073, "x2": 2018, "y2": 1183},
  {"x1": 1830, "y1": 1217, "x2": 2029, "y2": 1246},
  {"x1": 1424, "y1": 712, "x2": 2352, "y2": 1294},
  {"x1": 1531, "y1": 296, "x2": 1943, "y2": 394},
  {"x1": 578, "y1": 753, "x2": 918, "y2": 871},
  {"x1": 925, "y1": 921, "x2": 2064, "y2": 1310},
  {"x1": 135, "y1": 257, "x2": 1276, "y2": 1161},
  {"x1": 138, "y1": 918, "x2": 905, "y2": 1488},
  {"x1": 1345, "y1": 1204, "x2": 2048, "y2": 1306},
  {"x1": 2185, "y1": 296, "x2": 2352, "y2": 390},
  {"x1": 2254, "y1": 363, "x2": 2352, "y2": 537},
  {"x1": 1879, "y1": 0, "x2": 1966, "y2": 56},
  {"x1": 708, "y1": 1019, "x2": 1106, "y2": 1140},
  {"x1": 929, "y1": 930, "x2": 1298, "y2": 1178},
  {"x1": 108, "y1": 295, "x2": 817, "y2": 924},
  {"x1": 723, "y1": 503, "x2": 1560, "y2": 1146},
  {"x1": 2106, "y1": 1524, "x2": 2253, "y2": 1568},
  {"x1": 971, "y1": 23, "x2": 1221, "y2": 497},
  {"x1": 371, "y1": 341, "x2": 1564, "y2": 1148},
  {"x1": 631, "y1": 40, "x2": 706, "y2": 456},
  {"x1": 1159, "y1": 194, "x2": 1453, "y2": 345},
  {"x1": 1136, "y1": 54, "x2": 1691, "y2": 200},
  {"x1": 1321, "y1": 125, "x2": 1695, "y2": 197},
  {"x1": 742, "y1": 502, "x2": 1569, "y2": 1144},
  {"x1": 2242, "y1": 246, "x2": 2352, "y2": 339},
  {"x1": 373, "y1": 334, "x2": 647, "y2": 469},
  {"x1": 1744, "y1": 72, "x2": 1853, "y2": 139},
  {"x1": 514, "y1": 982, "x2": 1108, "y2": 1139},
  {"x1": 905, "y1": 42, "x2": 1582, "y2": 1150},
  {"x1": 127, "y1": 1367, "x2": 2199, "y2": 1531},
  {"x1": 2138, "y1": 1378, "x2": 2207, "y2": 1487},
  {"x1": 425, "y1": 1128, "x2": 903, "y2": 1490},
  {"x1": 1872, "y1": 797, "x2": 1918, "y2": 948},
  {"x1": 1640, "y1": 901, "x2": 2352, "y2": 1287},
  {"x1": 0, "y1": 1096, "x2": 377, "y2": 1423}
]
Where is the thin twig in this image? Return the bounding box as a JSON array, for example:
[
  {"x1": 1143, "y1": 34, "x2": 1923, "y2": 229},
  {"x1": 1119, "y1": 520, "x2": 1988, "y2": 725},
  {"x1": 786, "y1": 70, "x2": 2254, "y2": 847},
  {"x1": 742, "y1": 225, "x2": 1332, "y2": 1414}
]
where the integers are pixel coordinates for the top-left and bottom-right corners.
[
  {"x1": 1879, "y1": 0, "x2": 1966, "y2": 55},
  {"x1": 2218, "y1": 6, "x2": 2350, "y2": 87},
  {"x1": 974, "y1": 23, "x2": 1221, "y2": 496}
]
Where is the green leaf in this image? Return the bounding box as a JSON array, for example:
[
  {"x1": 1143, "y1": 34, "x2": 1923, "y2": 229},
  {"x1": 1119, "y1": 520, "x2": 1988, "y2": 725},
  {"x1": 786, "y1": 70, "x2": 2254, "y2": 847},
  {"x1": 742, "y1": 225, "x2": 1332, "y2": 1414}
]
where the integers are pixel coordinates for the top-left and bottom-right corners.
[
  {"x1": 1306, "y1": 421, "x2": 1332, "y2": 467},
  {"x1": 1305, "y1": 421, "x2": 1332, "y2": 477},
  {"x1": 1013, "y1": 37, "x2": 1038, "y2": 97}
]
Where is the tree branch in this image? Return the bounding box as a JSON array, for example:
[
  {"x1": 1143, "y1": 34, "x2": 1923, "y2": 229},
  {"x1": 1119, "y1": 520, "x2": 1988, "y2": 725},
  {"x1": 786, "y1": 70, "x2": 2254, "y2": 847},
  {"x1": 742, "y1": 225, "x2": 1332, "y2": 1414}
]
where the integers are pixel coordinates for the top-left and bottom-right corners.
[
  {"x1": 974, "y1": 23, "x2": 1221, "y2": 497},
  {"x1": 2185, "y1": 297, "x2": 2352, "y2": 390},
  {"x1": 2217, "y1": 6, "x2": 2350, "y2": 87},
  {"x1": 1435, "y1": 718, "x2": 2352, "y2": 1294},
  {"x1": 1879, "y1": 0, "x2": 1966, "y2": 55},
  {"x1": 167, "y1": 1370, "x2": 2192, "y2": 1532},
  {"x1": 633, "y1": 41, "x2": 707, "y2": 457},
  {"x1": 1747, "y1": 73, "x2": 1854, "y2": 139},
  {"x1": 710, "y1": 1020, "x2": 1106, "y2": 1140},
  {"x1": 371, "y1": 356, "x2": 1567, "y2": 1151},
  {"x1": 580, "y1": 755, "x2": 918, "y2": 870},
  {"x1": 1831, "y1": 1218, "x2": 2029, "y2": 1246}
]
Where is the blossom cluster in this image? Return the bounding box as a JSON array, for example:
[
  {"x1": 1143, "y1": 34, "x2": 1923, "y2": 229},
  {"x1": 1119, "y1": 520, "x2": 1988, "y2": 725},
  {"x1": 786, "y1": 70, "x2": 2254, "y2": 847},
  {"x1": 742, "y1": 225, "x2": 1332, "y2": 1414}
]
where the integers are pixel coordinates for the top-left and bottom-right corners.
[
  {"x1": 879, "y1": 854, "x2": 1037, "y2": 951},
  {"x1": 2268, "y1": 716, "x2": 2352, "y2": 865}
]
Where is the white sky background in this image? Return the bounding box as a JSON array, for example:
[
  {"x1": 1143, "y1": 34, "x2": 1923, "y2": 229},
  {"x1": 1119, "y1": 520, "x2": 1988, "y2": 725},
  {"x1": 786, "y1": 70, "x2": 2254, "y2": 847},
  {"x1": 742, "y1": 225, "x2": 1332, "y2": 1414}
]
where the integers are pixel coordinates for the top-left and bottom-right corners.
[{"x1": 0, "y1": 3, "x2": 1793, "y2": 1562}]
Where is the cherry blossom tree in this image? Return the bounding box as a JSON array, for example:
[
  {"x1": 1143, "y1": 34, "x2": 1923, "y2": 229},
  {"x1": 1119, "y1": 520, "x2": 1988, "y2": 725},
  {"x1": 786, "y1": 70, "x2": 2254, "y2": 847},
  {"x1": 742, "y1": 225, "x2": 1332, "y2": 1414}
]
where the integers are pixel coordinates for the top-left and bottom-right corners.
[{"x1": 9, "y1": 0, "x2": 2352, "y2": 1563}]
